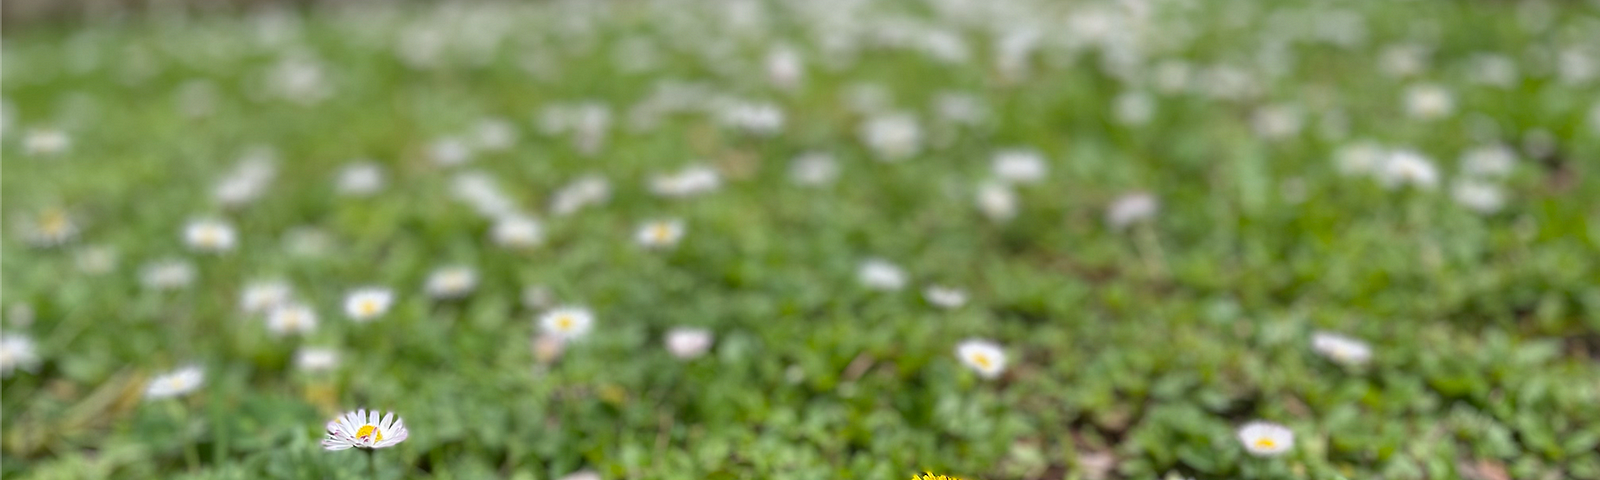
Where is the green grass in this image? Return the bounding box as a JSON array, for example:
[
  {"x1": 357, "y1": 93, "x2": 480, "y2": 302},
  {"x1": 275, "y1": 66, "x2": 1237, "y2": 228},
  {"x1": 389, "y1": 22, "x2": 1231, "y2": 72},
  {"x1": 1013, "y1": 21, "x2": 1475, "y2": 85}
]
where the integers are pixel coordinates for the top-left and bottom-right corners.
[{"x1": 3, "y1": 1, "x2": 1599, "y2": 479}]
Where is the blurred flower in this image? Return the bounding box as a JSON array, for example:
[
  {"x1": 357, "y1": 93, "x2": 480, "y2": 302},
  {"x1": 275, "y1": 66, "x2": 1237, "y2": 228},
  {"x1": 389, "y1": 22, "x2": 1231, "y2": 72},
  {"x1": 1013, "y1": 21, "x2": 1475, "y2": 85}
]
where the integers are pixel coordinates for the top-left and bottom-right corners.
[
  {"x1": 1112, "y1": 91, "x2": 1155, "y2": 126},
  {"x1": 975, "y1": 182, "x2": 1018, "y2": 222},
  {"x1": 1251, "y1": 104, "x2": 1303, "y2": 139},
  {"x1": 665, "y1": 327, "x2": 714, "y2": 359},
  {"x1": 934, "y1": 92, "x2": 987, "y2": 127},
  {"x1": 539, "y1": 306, "x2": 594, "y2": 341},
  {"x1": 859, "y1": 113, "x2": 922, "y2": 162},
  {"x1": 1333, "y1": 141, "x2": 1386, "y2": 176},
  {"x1": 532, "y1": 332, "x2": 565, "y2": 364},
  {"x1": 451, "y1": 171, "x2": 518, "y2": 218},
  {"x1": 212, "y1": 152, "x2": 276, "y2": 207},
  {"x1": 956, "y1": 339, "x2": 1006, "y2": 379},
  {"x1": 0, "y1": 335, "x2": 40, "y2": 377},
  {"x1": 1377, "y1": 150, "x2": 1439, "y2": 190},
  {"x1": 295, "y1": 347, "x2": 341, "y2": 372},
  {"x1": 425, "y1": 266, "x2": 478, "y2": 300},
  {"x1": 8, "y1": 304, "x2": 35, "y2": 328},
  {"x1": 1379, "y1": 43, "x2": 1430, "y2": 78},
  {"x1": 857, "y1": 259, "x2": 907, "y2": 291},
  {"x1": 789, "y1": 152, "x2": 838, "y2": 186},
  {"x1": 1106, "y1": 192, "x2": 1159, "y2": 229},
  {"x1": 557, "y1": 471, "x2": 601, "y2": 480},
  {"x1": 1459, "y1": 145, "x2": 1516, "y2": 178},
  {"x1": 521, "y1": 284, "x2": 555, "y2": 310},
  {"x1": 145, "y1": 365, "x2": 204, "y2": 399},
  {"x1": 491, "y1": 215, "x2": 544, "y2": 249},
  {"x1": 923, "y1": 286, "x2": 968, "y2": 309},
  {"x1": 991, "y1": 150, "x2": 1047, "y2": 184},
  {"x1": 1468, "y1": 54, "x2": 1518, "y2": 88},
  {"x1": 345, "y1": 288, "x2": 395, "y2": 322},
  {"x1": 75, "y1": 245, "x2": 118, "y2": 274},
  {"x1": 550, "y1": 174, "x2": 612, "y2": 216},
  {"x1": 1451, "y1": 180, "x2": 1505, "y2": 214},
  {"x1": 184, "y1": 219, "x2": 238, "y2": 253},
  {"x1": 22, "y1": 129, "x2": 70, "y2": 156},
  {"x1": 1404, "y1": 84, "x2": 1454, "y2": 120},
  {"x1": 636, "y1": 219, "x2": 685, "y2": 249},
  {"x1": 472, "y1": 118, "x2": 518, "y2": 152},
  {"x1": 240, "y1": 281, "x2": 293, "y2": 314},
  {"x1": 141, "y1": 260, "x2": 196, "y2": 291},
  {"x1": 284, "y1": 227, "x2": 333, "y2": 257},
  {"x1": 266, "y1": 303, "x2": 319, "y2": 336},
  {"x1": 1237, "y1": 421, "x2": 1294, "y2": 456},
  {"x1": 336, "y1": 162, "x2": 385, "y2": 196},
  {"x1": 766, "y1": 46, "x2": 803, "y2": 90},
  {"x1": 323, "y1": 409, "x2": 409, "y2": 450},
  {"x1": 650, "y1": 165, "x2": 722, "y2": 198},
  {"x1": 265, "y1": 56, "x2": 332, "y2": 105},
  {"x1": 716, "y1": 101, "x2": 785, "y2": 136},
  {"x1": 429, "y1": 137, "x2": 474, "y2": 166},
  {"x1": 1311, "y1": 331, "x2": 1372, "y2": 366},
  {"x1": 21, "y1": 207, "x2": 81, "y2": 247}
]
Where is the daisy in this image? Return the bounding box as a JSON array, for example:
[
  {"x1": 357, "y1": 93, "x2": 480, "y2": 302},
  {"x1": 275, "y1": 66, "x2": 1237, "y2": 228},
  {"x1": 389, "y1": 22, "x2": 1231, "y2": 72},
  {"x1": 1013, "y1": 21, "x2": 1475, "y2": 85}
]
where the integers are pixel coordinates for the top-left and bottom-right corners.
[
  {"x1": 140, "y1": 260, "x2": 196, "y2": 291},
  {"x1": 266, "y1": 303, "x2": 318, "y2": 336},
  {"x1": 991, "y1": 150, "x2": 1047, "y2": 184},
  {"x1": 789, "y1": 152, "x2": 839, "y2": 186},
  {"x1": 295, "y1": 347, "x2": 341, "y2": 372},
  {"x1": 550, "y1": 175, "x2": 612, "y2": 216},
  {"x1": 424, "y1": 266, "x2": 477, "y2": 300},
  {"x1": 22, "y1": 128, "x2": 70, "y2": 156},
  {"x1": 1333, "y1": 141, "x2": 1387, "y2": 176},
  {"x1": 1106, "y1": 192, "x2": 1159, "y2": 229},
  {"x1": 1311, "y1": 331, "x2": 1373, "y2": 366},
  {"x1": 1237, "y1": 421, "x2": 1294, "y2": 456},
  {"x1": 429, "y1": 137, "x2": 473, "y2": 166},
  {"x1": 240, "y1": 281, "x2": 293, "y2": 314},
  {"x1": 1377, "y1": 150, "x2": 1439, "y2": 190},
  {"x1": 859, "y1": 113, "x2": 922, "y2": 161},
  {"x1": 336, "y1": 162, "x2": 385, "y2": 196},
  {"x1": 344, "y1": 288, "x2": 395, "y2": 322},
  {"x1": 636, "y1": 219, "x2": 685, "y2": 249},
  {"x1": 521, "y1": 284, "x2": 555, "y2": 309},
  {"x1": 664, "y1": 327, "x2": 714, "y2": 359},
  {"x1": 975, "y1": 182, "x2": 1018, "y2": 222},
  {"x1": 75, "y1": 245, "x2": 118, "y2": 274},
  {"x1": 322, "y1": 409, "x2": 409, "y2": 450},
  {"x1": 649, "y1": 165, "x2": 722, "y2": 198},
  {"x1": 1451, "y1": 180, "x2": 1505, "y2": 214},
  {"x1": 716, "y1": 101, "x2": 785, "y2": 136},
  {"x1": 934, "y1": 92, "x2": 987, "y2": 126},
  {"x1": 184, "y1": 219, "x2": 237, "y2": 252},
  {"x1": 472, "y1": 118, "x2": 518, "y2": 152},
  {"x1": 0, "y1": 335, "x2": 41, "y2": 377},
  {"x1": 857, "y1": 259, "x2": 907, "y2": 291},
  {"x1": 539, "y1": 306, "x2": 594, "y2": 341},
  {"x1": 22, "y1": 208, "x2": 80, "y2": 247},
  {"x1": 490, "y1": 215, "x2": 544, "y2": 249},
  {"x1": 145, "y1": 365, "x2": 204, "y2": 400},
  {"x1": 766, "y1": 46, "x2": 803, "y2": 90},
  {"x1": 955, "y1": 339, "x2": 1006, "y2": 379},
  {"x1": 923, "y1": 286, "x2": 968, "y2": 309},
  {"x1": 1112, "y1": 91, "x2": 1155, "y2": 126},
  {"x1": 1404, "y1": 84, "x2": 1454, "y2": 120},
  {"x1": 1251, "y1": 104, "x2": 1304, "y2": 139},
  {"x1": 1459, "y1": 145, "x2": 1516, "y2": 178},
  {"x1": 212, "y1": 157, "x2": 276, "y2": 208},
  {"x1": 284, "y1": 227, "x2": 333, "y2": 258}
]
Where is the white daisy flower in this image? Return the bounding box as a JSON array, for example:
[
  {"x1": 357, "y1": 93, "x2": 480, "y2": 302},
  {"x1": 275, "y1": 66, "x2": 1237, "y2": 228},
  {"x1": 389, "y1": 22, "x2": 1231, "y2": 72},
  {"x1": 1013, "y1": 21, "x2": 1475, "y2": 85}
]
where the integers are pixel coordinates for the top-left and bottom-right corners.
[
  {"x1": 859, "y1": 113, "x2": 922, "y2": 162},
  {"x1": 491, "y1": 215, "x2": 544, "y2": 249},
  {"x1": 322, "y1": 409, "x2": 409, "y2": 450},
  {"x1": 976, "y1": 182, "x2": 1018, "y2": 222},
  {"x1": 141, "y1": 260, "x2": 196, "y2": 291},
  {"x1": 424, "y1": 266, "x2": 478, "y2": 300},
  {"x1": 21, "y1": 208, "x2": 81, "y2": 247},
  {"x1": 956, "y1": 339, "x2": 1006, "y2": 379},
  {"x1": 240, "y1": 281, "x2": 293, "y2": 314},
  {"x1": 0, "y1": 335, "x2": 41, "y2": 377},
  {"x1": 649, "y1": 165, "x2": 722, "y2": 198},
  {"x1": 664, "y1": 327, "x2": 714, "y2": 359},
  {"x1": 266, "y1": 303, "x2": 318, "y2": 336},
  {"x1": 1459, "y1": 145, "x2": 1516, "y2": 178},
  {"x1": 344, "y1": 288, "x2": 395, "y2": 322},
  {"x1": 550, "y1": 175, "x2": 612, "y2": 216},
  {"x1": 75, "y1": 245, "x2": 118, "y2": 274},
  {"x1": 1377, "y1": 150, "x2": 1439, "y2": 190},
  {"x1": 1112, "y1": 91, "x2": 1155, "y2": 126},
  {"x1": 295, "y1": 347, "x2": 341, "y2": 372},
  {"x1": 636, "y1": 219, "x2": 685, "y2": 249},
  {"x1": 1451, "y1": 180, "x2": 1505, "y2": 214},
  {"x1": 212, "y1": 150, "x2": 277, "y2": 208},
  {"x1": 934, "y1": 92, "x2": 987, "y2": 126},
  {"x1": 184, "y1": 219, "x2": 237, "y2": 252},
  {"x1": 336, "y1": 162, "x2": 385, "y2": 196},
  {"x1": 716, "y1": 101, "x2": 785, "y2": 136},
  {"x1": 1404, "y1": 84, "x2": 1454, "y2": 120},
  {"x1": 766, "y1": 46, "x2": 803, "y2": 90},
  {"x1": 284, "y1": 227, "x2": 333, "y2": 258},
  {"x1": 1333, "y1": 141, "x2": 1387, "y2": 176},
  {"x1": 991, "y1": 149, "x2": 1047, "y2": 184},
  {"x1": 1310, "y1": 331, "x2": 1373, "y2": 366},
  {"x1": 923, "y1": 286, "x2": 969, "y2": 309},
  {"x1": 23, "y1": 129, "x2": 70, "y2": 156},
  {"x1": 789, "y1": 152, "x2": 838, "y2": 186},
  {"x1": 857, "y1": 259, "x2": 907, "y2": 291},
  {"x1": 1106, "y1": 192, "x2": 1160, "y2": 230},
  {"x1": 472, "y1": 118, "x2": 518, "y2": 152},
  {"x1": 1251, "y1": 104, "x2": 1304, "y2": 139},
  {"x1": 450, "y1": 171, "x2": 518, "y2": 218},
  {"x1": 145, "y1": 365, "x2": 204, "y2": 400},
  {"x1": 429, "y1": 137, "x2": 474, "y2": 166},
  {"x1": 1237, "y1": 421, "x2": 1295, "y2": 456},
  {"x1": 539, "y1": 307, "x2": 594, "y2": 341}
]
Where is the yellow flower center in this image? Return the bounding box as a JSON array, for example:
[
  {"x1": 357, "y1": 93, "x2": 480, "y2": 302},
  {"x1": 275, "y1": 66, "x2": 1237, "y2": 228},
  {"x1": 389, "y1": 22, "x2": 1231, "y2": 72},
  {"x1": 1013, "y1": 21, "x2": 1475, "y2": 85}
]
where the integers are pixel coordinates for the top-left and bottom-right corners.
[
  {"x1": 650, "y1": 224, "x2": 671, "y2": 242},
  {"x1": 556, "y1": 315, "x2": 574, "y2": 330},
  {"x1": 40, "y1": 212, "x2": 68, "y2": 234},
  {"x1": 356, "y1": 424, "x2": 384, "y2": 443},
  {"x1": 1253, "y1": 437, "x2": 1277, "y2": 450},
  {"x1": 971, "y1": 353, "x2": 991, "y2": 369},
  {"x1": 359, "y1": 299, "x2": 378, "y2": 315}
]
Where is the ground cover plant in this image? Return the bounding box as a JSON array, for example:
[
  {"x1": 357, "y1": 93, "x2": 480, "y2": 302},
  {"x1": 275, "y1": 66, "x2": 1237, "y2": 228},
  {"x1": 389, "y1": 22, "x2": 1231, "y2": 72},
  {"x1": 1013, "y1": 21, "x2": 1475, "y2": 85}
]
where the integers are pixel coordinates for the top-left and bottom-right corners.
[{"x1": 3, "y1": 0, "x2": 1599, "y2": 478}]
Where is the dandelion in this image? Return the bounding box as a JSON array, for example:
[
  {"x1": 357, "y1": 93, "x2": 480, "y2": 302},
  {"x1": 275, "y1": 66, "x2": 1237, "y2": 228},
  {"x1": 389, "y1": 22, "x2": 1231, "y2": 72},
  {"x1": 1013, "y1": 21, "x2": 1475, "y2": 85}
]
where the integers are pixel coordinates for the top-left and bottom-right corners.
[
  {"x1": 923, "y1": 286, "x2": 968, "y2": 309},
  {"x1": 789, "y1": 152, "x2": 838, "y2": 186},
  {"x1": 240, "y1": 281, "x2": 293, "y2": 314},
  {"x1": 539, "y1": 306, "x2": 594, "y2": 341},
  {"x1": 857, "y1": 259, "x2": 907, "y2": 291},
  {"x1": 336, "y1": 162, "x2": 385, "y2": 196},
  {"x1": 21, "y1": 208, "x2": 81, "y2": 246},
  {"x1": 425, "y1": 266, "x2": 477, "y2": 300},
  {"x1": 1377, "y1": 150, "x2": 1439, "y2": 190},
  {"x1": 975, "y1": 182, "x2": 1018, "y2": 222},
  {"x1": 636, "y1": 219, "x2": 685, "y2": 249},
  {"x1": 491, "y1": 215, "x2": 544, "y2": 249},
  {"x1": 145, "y1": 365, "x2": 204, "y2": 399},
  {"x1": 0, "y1": 335, "x2": 41, "y2": 377},
  {"x1": 1311, "y1": 331, "x2": 1373, "y2": 366},
  {"x1": 141, "y1": 259, "x2": 196, "y2": 291},
  {"x1": 75, "y1": 245, "x2": 118, "y2": 274},
  {"x1": 322, "y1": 409, "x2": 409, "y2": 450},
  {"x1": 23, "y1": 129, "x2": 70, "y2": 156},
  {"x1": 1106, "y1": 192, "x2": 1159, "y2": 229},
  {"x1": 184, "y1": 219, "x2": 237, "y2": 252},
  {"x1": 665, "y1": 327, "x2": 714, "y2": 359},
  {"x1": 859, "y1": 113, "x2": 922, "y2": 162},
  {"x1": 955, "y1": 339, "x2": 1006, "y2": 379},
  {"x1": 266, "y1": 303, "x2": 318, "y2": 336},
  {"x1": 991, "y1": 150, "x2": 1047, "y2": 184},
  {"x1": 295, "y1": 347, "x2": 341, "y2": 372},
  {"x1": 1237, "y1": 421, "x2": 1295, "y2": 456},
  {"x1": 344, "y1": 288, "x2": 395, "y2": 322},
  {"x1": 1451, "y1": 180, "x2": 1505, "y2": 214},
  {"x1": 649, "y1": 165, "x2": 722, "y2": 198},
  {"x1": 1404, "y1": 84, "x2": 1454, "y2": 120}
]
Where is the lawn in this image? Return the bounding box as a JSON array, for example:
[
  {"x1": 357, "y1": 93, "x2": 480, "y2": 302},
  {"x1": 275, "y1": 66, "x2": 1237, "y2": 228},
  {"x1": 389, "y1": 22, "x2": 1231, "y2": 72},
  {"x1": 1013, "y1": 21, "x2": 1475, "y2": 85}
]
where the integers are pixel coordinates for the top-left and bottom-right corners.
[{"x1": 2, "y1": 0, "x2": 1599, "y2": 479}]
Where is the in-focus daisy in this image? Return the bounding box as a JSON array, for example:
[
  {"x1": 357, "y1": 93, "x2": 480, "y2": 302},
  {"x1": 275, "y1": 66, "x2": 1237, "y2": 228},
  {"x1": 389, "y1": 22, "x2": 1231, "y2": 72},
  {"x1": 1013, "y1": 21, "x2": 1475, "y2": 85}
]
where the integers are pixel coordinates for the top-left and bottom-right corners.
[
  {"x1": 789, "y1": 152, "x2": 838, "y2": 186},
  {"x1": 491, "y1": 215, "x2": 544, "y2": 249},
  {"x1": 992, "y1": 150, "x2": 1047, "y2": 184},
  {"x1": 22, "y1": 129, "x2": 70, "y2": 156},
  {"x1": 1106, "y1": 192, "x2": 1159, "y2": 229},
  {"x1": 295, "y1": 347, "x2": 341, "y2": 372},
  {"x1": 857, "y1": 259, "x2": 907, "y2": 291},
  {"x1": 145, "y1": 365, "x2": 204, "y2": 400},
  {"x1": 266, "y1": 303, "x2": 318, "y2": 336},
  {"x1": 141, "y1": 260, "x2": 196, "y2": 291},
  {"x1": 539, "y1": 307, "x2": 594, "y2": 341},
  {"x1": 923, "y1": 286, "x2": 969, "y2": 309},
  {"x1": 1237, "y1": 421, "x2": 1294, "y2": 456},
  {"x1": 336, "y1": 162, "x2": 385, "y2": 196},
  {"x1": 1451, "y1": 180, "x2": 1505, "y2": 214},
  {"x1": 424, "y1": 266, "x2": 477, "y2": 300},
  {"x1": 1311, "y1": 331, "x2": 1373, "y2": 366},
  {"x1": 21, "y1": 208, "x2": 81, "y2": 247},
  {"x1": 240, "y1": 280, "x2": 293, "y2": 314},
  {"x1": 1377, "y1": 150, "x2": 1439, "y2": 190},
  {"x1": 976, "y1": 182, "x2": 1018, "y2": 222},
  {"x1": 664, "y1": 327, "x2": 714, "y2": 359},
  {"x1": 0, "y1": 335, "x2": 41, "y2": 377},
  {"x1": 1404, "y1": 84, "x2": 1454, "y2": 120},
  {"x1": 322, "y1": 409, "x2": 409, "y2": 450},
  {"x1": 184, "y1": 219, "x2": 237, "y2": 252},
  {"x1": 859, "y1": 113, "x2": 922, "y2": 162},
  {"x1": 636, "y1": 219, "x2": 685, "y2": 249},
  {"x1": 344, "y1": 288, "x2": 395, "y2": 322},
  {"x1": 955, "y1": 339, "x2": 1006, "y2": 379}
]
